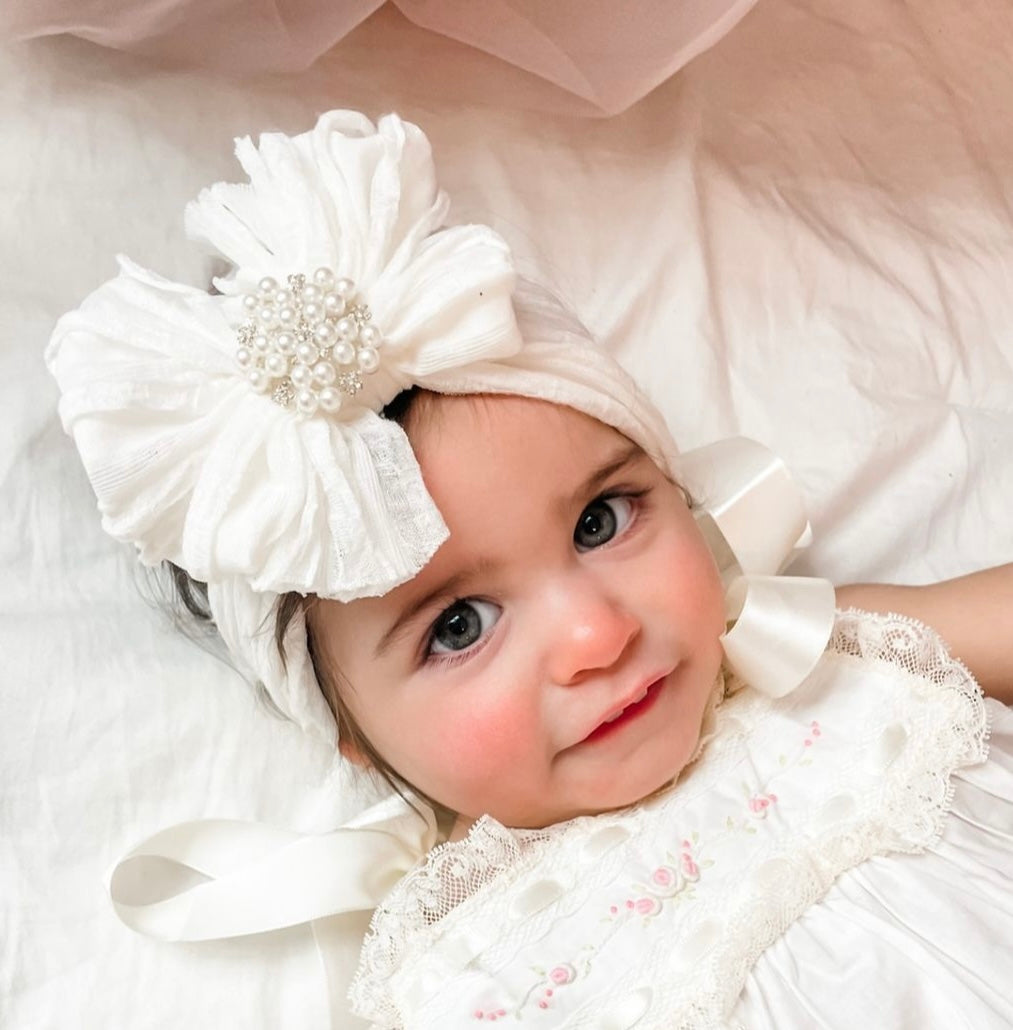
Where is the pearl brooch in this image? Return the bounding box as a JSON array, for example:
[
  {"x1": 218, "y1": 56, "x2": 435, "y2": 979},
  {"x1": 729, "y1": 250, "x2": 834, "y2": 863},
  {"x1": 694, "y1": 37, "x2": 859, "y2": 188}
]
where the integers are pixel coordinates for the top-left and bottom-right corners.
[{"x1": 234, "y1": 268, "x2": 385, "y2": 415}]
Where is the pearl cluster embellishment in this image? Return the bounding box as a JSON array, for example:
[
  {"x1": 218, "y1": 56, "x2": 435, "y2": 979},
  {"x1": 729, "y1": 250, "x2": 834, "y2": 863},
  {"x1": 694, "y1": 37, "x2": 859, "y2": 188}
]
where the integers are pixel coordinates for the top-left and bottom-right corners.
[{"x1": 234, "y1": 268, "x2": 384, "y2": 416}]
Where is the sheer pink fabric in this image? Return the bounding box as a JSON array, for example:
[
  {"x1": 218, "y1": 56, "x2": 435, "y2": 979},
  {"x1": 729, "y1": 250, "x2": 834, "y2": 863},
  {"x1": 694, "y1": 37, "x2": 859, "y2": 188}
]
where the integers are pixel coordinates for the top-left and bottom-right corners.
[{"x1": 0, "y1": 0, "x2": 758, "y2": 114}]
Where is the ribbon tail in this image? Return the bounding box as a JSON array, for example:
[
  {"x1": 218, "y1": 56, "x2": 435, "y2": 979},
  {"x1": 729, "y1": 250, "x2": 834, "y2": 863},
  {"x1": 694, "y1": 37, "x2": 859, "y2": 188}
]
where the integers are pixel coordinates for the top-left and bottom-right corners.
[
  {"x1": 721, "y1": 575, "x2": 837, "y2": 697},
  {"x1": 108, "y1": 796, "x2": 437, "y2": 942}
]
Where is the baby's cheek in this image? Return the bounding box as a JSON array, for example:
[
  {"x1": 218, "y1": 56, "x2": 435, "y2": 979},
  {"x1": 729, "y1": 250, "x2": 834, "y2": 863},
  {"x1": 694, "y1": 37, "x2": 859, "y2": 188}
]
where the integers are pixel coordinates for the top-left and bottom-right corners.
[
  {"x1": 437, "y1": 688, "x2": 538, "y2": 786},
  {"x1": 654, "y1": 532, "x2": 725, "y2": 625}
]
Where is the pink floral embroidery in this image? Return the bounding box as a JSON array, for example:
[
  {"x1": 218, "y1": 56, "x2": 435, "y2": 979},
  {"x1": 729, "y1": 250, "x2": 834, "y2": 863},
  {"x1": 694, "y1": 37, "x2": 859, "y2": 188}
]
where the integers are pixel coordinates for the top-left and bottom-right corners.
[
  {"x1": 475, "y1": 959, "x2": 580, "y2": 1020},
  {"x1": 635, "y1": 896, "x2": 662, "y2": 916},
  {"x1": 747, "y1": 792, "x2": 778, "y2": 818},
  {"x1": 468, "y1": 837, "x2": 715, "y2": 1019},
  {"x1": 751, "y1": 718, "x2": 825, "y2": 817},
  {"x1": 619, "y1": 841, "x2": 702, "y2": 927},
  {"x1": 802, "y1": 719, "x2": 822, "y2": 752},
  {"x1": 680, "y1": 849, "x2": 700, "y2": 881},
  {"x1": 647, "y1": 864, "x2": 683, "y2": 897}
]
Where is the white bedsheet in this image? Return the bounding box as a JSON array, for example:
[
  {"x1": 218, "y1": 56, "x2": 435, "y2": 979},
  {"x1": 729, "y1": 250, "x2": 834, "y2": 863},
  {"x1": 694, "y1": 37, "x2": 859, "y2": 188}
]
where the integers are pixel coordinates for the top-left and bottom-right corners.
[{"x1": 2, "y1": 1, "x2": 1012, "y2": 1027}]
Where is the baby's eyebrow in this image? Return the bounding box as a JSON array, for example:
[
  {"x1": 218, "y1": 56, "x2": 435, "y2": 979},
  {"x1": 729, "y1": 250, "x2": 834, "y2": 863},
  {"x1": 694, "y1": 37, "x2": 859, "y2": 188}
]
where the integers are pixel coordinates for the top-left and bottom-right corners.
[{"x1": 563, "y1": 441, "x2": 644, "y2": 512}]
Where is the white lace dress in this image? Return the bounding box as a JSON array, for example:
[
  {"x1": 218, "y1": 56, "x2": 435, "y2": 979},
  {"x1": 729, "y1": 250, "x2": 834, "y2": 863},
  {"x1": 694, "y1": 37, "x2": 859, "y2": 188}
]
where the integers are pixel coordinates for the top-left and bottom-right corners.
[{"x1": 349, "y1": 611, "x2": 1013, "y2": 1029}]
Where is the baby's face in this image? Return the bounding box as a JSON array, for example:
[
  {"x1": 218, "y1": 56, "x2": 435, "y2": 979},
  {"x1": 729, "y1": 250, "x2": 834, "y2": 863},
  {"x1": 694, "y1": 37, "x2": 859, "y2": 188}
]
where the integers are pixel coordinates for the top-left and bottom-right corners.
[{"x1": 315, "y1": 395, "x2": 726, "y2": 828}]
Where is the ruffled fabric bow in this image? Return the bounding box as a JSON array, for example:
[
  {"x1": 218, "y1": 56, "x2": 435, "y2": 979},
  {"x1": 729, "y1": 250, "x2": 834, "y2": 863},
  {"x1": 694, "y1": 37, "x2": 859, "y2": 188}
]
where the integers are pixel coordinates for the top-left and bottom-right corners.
[{"x1": 47, "y1": 110, "x2": 520, "y2": 602}]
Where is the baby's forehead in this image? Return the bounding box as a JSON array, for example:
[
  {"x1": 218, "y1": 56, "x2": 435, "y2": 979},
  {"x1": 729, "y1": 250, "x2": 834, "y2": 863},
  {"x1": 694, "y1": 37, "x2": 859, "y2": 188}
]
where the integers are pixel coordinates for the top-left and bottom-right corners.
[
  {"x1": 325, "y1": 393, "x2": 664, "y2": 630},
  {"x1": 404, "y1": 391, "x2": 640, "y2": 466},
  {"x1": 402, "y1": 394, "x2": 653, "y2": 560}
]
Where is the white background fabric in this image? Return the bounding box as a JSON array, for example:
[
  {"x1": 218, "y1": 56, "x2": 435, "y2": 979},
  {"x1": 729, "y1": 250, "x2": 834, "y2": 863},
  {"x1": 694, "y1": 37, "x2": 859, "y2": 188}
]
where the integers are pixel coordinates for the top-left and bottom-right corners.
[{"x1": 2, "y1": 0, "x2": 1012, "y2": 1027}]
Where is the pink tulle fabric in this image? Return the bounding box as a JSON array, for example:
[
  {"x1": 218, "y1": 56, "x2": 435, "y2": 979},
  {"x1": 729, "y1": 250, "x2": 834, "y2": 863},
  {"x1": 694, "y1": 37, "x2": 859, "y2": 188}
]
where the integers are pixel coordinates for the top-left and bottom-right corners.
[{"x1": 0, "y1": 0, "x2": 758, "y2": 115}]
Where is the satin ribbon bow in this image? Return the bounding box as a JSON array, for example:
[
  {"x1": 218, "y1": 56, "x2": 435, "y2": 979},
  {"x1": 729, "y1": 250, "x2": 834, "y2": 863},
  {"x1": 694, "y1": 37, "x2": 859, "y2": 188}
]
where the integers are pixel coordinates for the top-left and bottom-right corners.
[{"x1": 677, "y1": 436, "x2": 836, "y2": 697}]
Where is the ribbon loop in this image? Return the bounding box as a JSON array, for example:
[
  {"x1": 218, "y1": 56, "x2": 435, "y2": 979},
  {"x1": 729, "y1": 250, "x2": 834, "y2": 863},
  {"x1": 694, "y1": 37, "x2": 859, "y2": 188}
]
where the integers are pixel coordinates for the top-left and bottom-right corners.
[
  {"x1": 109, "y1": 795, "x2": 437, "y2": 942},
  {"x1": 678, "y1": 437, "x2": 836, "y2": 697},
  {"x1": 677, "y1": 437, "x2": 810, "y2": 576}
]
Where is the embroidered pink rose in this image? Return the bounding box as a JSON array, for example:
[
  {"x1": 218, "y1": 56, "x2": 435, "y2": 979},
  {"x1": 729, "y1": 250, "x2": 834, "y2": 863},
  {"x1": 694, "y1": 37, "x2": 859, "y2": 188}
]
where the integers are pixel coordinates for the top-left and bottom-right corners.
[
  {"x1": 648, "y1": 864, "x2": 684, "y2": 897},
  {"x1": 549, "y1": 964, "x2": 576, "y2": 986},
  {"x1": 635, "y1": 896, "x2": 662, "y2": 917},
  {"x1": 747, "y1": 792, "x2": 778, "y2": 818}
]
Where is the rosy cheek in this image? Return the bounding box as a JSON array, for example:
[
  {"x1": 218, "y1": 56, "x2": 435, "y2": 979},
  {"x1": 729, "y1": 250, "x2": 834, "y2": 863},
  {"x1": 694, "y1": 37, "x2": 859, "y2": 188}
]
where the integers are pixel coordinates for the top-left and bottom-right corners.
[{"x1": 437, "y1": 686, "x2": 536, "y2": 783}]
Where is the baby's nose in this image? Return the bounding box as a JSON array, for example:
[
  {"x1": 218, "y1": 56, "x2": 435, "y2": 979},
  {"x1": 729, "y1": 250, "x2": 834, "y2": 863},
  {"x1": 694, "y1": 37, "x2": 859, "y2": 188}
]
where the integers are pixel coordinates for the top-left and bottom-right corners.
[{"x1": 546, "y1": 589, "x2": 640, "y2": 686}]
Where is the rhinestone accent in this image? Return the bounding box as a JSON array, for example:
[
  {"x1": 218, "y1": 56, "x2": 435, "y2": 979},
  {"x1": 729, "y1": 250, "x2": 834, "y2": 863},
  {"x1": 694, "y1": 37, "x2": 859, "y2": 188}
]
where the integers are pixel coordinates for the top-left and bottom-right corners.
[
  {"x1": 235, "y1": 268, "x2": 385, "y2": 415},
  {"x1": 336, "y1": 371, "x2": 363, "y2": 395}
]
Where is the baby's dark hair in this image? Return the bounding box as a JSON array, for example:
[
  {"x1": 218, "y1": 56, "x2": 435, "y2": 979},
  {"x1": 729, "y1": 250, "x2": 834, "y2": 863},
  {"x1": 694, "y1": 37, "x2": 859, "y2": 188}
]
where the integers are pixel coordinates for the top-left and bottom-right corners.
[{"x1": 165, "y1": 385, "x2": 430, "y2": 803}]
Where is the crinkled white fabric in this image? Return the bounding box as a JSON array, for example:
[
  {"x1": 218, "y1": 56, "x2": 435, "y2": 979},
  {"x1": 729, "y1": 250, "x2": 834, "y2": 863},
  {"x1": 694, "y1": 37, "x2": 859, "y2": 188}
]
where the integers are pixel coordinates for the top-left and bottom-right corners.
[
  {"x1": 350, "y1": 610, "x2": 1009, "y2": 1029},
  {"x1": 207, "y1": 576, "x2": 334, "y2": 743}
]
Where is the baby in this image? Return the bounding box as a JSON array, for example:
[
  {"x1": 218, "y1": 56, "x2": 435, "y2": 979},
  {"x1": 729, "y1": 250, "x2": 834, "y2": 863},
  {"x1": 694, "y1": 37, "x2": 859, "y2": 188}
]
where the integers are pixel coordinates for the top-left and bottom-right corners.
[{"x1": 48, "y1": 111, "x2": 1012, "y2": 1029}]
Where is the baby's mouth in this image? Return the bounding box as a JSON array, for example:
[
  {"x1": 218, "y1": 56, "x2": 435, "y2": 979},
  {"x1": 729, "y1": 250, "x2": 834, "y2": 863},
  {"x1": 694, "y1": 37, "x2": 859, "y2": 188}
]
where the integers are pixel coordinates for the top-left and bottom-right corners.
[
  {"x1": 602, "y1": 684, "x2": 650, "y2": 722},
  {"x1": 582, "y1": 676, "x2": 666, "y2": 744}
]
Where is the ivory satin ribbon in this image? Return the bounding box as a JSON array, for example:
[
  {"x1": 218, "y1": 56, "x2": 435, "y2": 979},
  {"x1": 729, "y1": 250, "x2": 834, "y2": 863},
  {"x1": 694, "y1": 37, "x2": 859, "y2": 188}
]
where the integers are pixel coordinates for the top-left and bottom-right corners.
[
  {"x1": 107, "y1": 437, "x2": 835, "y2": 1023},
  {"x1": 677, "y1": 437, "x2": 837, "y2": 698}
]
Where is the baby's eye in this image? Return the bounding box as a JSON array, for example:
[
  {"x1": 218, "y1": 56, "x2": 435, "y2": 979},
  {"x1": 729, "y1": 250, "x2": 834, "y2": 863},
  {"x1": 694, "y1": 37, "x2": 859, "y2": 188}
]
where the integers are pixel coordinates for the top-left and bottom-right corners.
[
  {"x1": 573, "y1": 495, "x2": 636, "y2": 551},
  {"x1": 428, "y1": 599, "x2": 502, "y2": 656}
]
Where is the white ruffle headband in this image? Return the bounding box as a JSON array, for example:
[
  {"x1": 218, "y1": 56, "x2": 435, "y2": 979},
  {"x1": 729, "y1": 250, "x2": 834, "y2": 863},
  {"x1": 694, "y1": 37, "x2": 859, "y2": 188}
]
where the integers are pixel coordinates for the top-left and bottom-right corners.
[{"x1": 47, "y1": 110, "x2": 835, "y2": 1020}]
